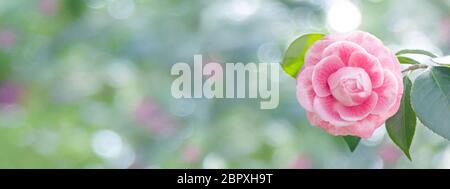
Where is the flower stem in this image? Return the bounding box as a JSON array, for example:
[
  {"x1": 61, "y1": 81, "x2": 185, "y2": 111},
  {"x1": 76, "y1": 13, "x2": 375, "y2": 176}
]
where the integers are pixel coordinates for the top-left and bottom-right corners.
[{"x1": 401, "y1": 64, "x2": 429, "y2": 73}]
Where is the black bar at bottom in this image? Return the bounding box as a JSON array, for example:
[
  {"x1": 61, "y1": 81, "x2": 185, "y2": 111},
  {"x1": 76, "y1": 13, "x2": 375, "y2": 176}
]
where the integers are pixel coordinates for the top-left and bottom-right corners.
[{"x1": 0, "y1": 169, "x2": 447, "y2": 187}]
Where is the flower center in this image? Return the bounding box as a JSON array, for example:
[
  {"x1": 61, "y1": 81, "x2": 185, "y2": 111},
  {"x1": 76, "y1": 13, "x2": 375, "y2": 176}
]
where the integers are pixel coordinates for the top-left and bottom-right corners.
[
  {"x1": 328, "y1": 67, "x2": 372, "y2": 106},
  {"x1": 343, "y1": 78, "x2": 363, "y2": 93}
]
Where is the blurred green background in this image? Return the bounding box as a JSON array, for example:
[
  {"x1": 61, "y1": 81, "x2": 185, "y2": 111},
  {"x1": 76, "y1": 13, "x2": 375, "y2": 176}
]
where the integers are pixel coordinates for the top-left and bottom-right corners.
[{"x1": 0, "y1": 0, "x2": 449, "y2": 168}]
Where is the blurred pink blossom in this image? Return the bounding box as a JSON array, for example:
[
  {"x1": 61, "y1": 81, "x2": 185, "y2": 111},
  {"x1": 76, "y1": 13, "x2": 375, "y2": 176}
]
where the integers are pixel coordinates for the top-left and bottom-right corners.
[
  {"x1": 134, "y1": 98, "x2": 175, "y2": 137},
  {"x1": 440, "y1": 17, "x2": 450, "y2": 43},
  {"x1": 290, "y1": 155, "x2": 313, "y2": 169},
  {"x1": 135, "y1": 99, "x2": 158, "y2": 122},
  {"x1": 0, "y1": 81, "x2": 23, "y2": 108},
  {"x1": 0, "y1": 30, "x2": 16, "y2": 49},
  {"x1": 378, "y1": 144, "x2": 402, "y2": 165},
  {"x1": 204, "y1": 58, "x2": 224, "y2": 78},
  {"x1": 181, "y1": 145, "x2": 201, "y2": 163},
  {"x1": 39, "y1": 0, "x2": 58, "y2": 16}
]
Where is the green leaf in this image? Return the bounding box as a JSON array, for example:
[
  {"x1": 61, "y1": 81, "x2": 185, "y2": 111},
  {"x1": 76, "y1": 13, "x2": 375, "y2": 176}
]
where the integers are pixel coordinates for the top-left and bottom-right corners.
[
  {"x1": 432, "y1": 56, "x2": 450, "y2": 67},
  {"x1": 411, "y1": 66, "x2": 450, "y2": 140},
  {"x1": 396, "y1": 49, "x2": 438, "y2": 58},
  {"x1": 343, "y1": 136, "x2": 360, "y2": 152},
  {"x1": 396, "y1": 56, "x2": 420, "y2": 64},
  {"x1": 63, "y1": 0, "x2": 86, "y2": 19},
  {"x1": 386, "y1": 76, "x2": 416, "y2": 160},
  {"x1": 281, "y1": 33, "x2": 325, "y2": 78}
]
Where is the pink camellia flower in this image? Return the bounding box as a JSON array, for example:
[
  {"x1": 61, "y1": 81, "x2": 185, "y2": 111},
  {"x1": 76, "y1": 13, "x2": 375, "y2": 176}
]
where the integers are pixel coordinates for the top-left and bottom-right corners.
[{"x1": 296, "y1": 31, "x2": 403, "y2": 138}]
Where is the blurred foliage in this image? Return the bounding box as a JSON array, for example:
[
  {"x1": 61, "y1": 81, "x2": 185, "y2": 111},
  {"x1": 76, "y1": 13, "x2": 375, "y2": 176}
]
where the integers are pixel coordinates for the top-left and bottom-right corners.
[{"x1": 0, "y1": 0, "x2": 449, "y2": 168}]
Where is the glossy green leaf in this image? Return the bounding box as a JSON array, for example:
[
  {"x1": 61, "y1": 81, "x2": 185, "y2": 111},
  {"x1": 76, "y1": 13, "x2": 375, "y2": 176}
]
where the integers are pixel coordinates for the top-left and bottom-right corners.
[
  {"x1": 281, "y1": 33, "x2": 325, "y2": 78},
  {"x1": 411, "y1": 66, "x2": 450, "y2": 140},
  {"x1": 396, "y1": 49, "x2": 438, "y2": 58},
  {"x1": 397, "y1": 56, "x2": 420, "y2": 64},
  {"x1": 343, "y1": 136, "x2": 360, "y2": 152},
  {"x1": 386, "y1": 76, "x2": 416, "y2": 160}
]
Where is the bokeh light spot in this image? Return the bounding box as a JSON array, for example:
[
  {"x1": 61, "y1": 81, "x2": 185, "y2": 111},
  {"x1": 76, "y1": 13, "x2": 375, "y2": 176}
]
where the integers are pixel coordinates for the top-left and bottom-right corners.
[{"x1": 327, "y1": 0, "x2": 362, "y2": 32}]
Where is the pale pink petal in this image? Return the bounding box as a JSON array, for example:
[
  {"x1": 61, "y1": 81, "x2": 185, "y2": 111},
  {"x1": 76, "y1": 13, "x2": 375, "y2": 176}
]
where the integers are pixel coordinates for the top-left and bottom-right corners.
[
  {"x1": 297, "y1": 89, "x2": 315, "y2": 112},
  {"x1": 345, "y1": 31, "x2": 365, "y2": 44},
  {"x1": 307, "y1": 112, "x2": 384, "y2": 139},
  {"x1": 346, "y1": 31, "x2": 385, "y2": 57},
  {"x1": 347, "y1": 114, "x2": 385, "y2": 138},
  {"x1": 372, "y1": 70, "x2": 399, "y2": 115},
  {"x1": 322, "y1": 41, "x2": 366, "y2": 64},
  {"x1": 378, "y1": 51, "x2": 401, "y2": 73},
  {"x1": 297, "y1": 67, "x2": 314, "y2": 89},
  {"x1": 336, "y1": 93, "x2": 378, "y2": 122},
  {"x1": 361, "y1": 37, "x2": 385, "y2": 56},
  {"x1": 296, "y1": 67, "x2": 315, "y2": 111},
  {"x1": 313, "y1": 96, "x2": 353, "y2": 127},
  {"x1": 385, "y1": 94, "x2": 402, "y2": 118},
  {"x1": 304, "y1": 40, "x2": 334, "y2": 67},
  {"x1": 307, "y1": 112, "x2": 325, "y2": 126},
  {"x1": 348, "y1": 51, "x2": 384, "y2": 88},
  {"x1": 378, "y1": 53, "x2": 403, "y2": 118},
  {"x1": 312, "y1": 55, "x2": 345, "y2": 97},
  {"x1": 306, "y1": 112, "x2": 336, "y2": 132}
]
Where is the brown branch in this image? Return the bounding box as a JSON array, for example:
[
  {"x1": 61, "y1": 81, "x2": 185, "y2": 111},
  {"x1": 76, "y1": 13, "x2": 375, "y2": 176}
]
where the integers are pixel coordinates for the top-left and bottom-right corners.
[{"x1": 401, "y1": 64, "x2": 429, "y2": 73}]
